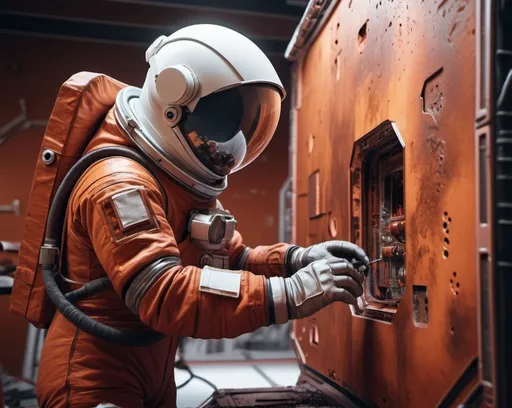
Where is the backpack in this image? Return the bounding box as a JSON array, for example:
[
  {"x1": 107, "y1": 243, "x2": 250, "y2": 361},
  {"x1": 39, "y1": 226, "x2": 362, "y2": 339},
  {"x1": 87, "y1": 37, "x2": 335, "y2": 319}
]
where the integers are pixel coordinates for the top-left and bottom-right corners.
[{"x1": 9, "y1": 72, "x2": 127, "y2": 328}]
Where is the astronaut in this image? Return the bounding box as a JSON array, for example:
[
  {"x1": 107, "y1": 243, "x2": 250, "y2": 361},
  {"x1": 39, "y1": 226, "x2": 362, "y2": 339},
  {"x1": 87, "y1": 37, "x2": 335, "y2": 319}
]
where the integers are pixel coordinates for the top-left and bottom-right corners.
[{"x1": 35, "y1": 25, "x2": 369, "y2": 407}]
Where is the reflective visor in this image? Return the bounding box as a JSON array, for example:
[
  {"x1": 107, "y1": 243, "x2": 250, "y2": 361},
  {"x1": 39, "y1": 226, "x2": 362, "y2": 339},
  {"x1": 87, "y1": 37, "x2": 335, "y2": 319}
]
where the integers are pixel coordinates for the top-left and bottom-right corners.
[{"x1": 180, "y1": 84, "x2": 281, "y2": 176}]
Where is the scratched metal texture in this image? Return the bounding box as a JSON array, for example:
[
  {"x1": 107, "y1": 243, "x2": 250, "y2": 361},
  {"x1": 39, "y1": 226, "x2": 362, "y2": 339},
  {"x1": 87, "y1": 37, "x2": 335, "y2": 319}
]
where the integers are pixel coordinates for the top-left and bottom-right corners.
[{"x1": 291, "y1": 0, "x2": 477, "y2": 406}]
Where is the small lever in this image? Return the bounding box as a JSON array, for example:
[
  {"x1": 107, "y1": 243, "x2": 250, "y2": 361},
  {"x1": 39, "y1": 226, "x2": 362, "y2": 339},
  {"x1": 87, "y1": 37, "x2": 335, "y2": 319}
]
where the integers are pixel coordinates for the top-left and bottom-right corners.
[{"x1": 353, "y1": 258, "x2": 381, "y2": 271}]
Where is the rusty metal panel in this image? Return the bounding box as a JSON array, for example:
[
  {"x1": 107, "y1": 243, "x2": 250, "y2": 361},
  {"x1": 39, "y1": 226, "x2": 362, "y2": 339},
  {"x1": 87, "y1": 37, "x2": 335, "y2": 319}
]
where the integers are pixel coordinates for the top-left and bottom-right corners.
[{"x1": 290, "y1": 0, "x2": 478, "y2": 406}]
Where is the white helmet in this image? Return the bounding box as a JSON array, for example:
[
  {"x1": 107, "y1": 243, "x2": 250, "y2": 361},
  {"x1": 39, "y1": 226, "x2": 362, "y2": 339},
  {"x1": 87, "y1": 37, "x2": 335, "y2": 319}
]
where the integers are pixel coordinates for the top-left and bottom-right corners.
[{"x1": 115, "y1": 24, "x2": 286, "y2": 200}]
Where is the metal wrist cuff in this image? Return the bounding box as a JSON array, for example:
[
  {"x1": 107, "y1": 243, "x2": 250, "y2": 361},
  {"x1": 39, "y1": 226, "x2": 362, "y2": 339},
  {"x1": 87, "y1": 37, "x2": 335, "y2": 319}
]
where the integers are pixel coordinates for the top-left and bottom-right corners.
[
  {"x1": 268, "y1": 277, "x2": 289, "y2": 325},
  {"x1": 233, "y1": 247, "x2": 251, "y2": 270},
  {"x1": 287, "y1": 245, "x2": 305, "y2": 273}
]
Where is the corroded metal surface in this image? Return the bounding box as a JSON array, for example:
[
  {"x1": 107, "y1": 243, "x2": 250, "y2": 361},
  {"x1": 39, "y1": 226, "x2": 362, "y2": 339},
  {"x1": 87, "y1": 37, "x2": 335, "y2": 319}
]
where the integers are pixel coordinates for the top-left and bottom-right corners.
[{"x1": 290, "y1": 0, "x2": 477, "y2": 406}]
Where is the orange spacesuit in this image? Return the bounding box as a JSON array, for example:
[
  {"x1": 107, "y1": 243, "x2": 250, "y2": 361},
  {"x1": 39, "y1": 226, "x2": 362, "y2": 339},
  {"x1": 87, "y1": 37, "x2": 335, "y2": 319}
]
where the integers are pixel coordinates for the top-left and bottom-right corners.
[
  {"x1": 35, "y1": 107, "x2": 290, "y2": 408},
  {"x1": 11, "y1": 24, "x2": 369, "y2": 408}
]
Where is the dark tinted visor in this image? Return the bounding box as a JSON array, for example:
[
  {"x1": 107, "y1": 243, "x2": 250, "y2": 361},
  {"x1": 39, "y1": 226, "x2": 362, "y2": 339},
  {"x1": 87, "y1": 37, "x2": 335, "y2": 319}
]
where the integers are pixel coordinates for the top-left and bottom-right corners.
[{"x1": 180, "y1": 84, "x2": 281, "y2": 176}]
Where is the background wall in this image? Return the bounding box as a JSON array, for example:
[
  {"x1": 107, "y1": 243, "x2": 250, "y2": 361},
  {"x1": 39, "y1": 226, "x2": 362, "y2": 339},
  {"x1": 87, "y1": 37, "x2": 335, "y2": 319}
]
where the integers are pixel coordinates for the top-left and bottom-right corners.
[{"x1": 0, "y1": 0, "x2": 299, "y2": 375}]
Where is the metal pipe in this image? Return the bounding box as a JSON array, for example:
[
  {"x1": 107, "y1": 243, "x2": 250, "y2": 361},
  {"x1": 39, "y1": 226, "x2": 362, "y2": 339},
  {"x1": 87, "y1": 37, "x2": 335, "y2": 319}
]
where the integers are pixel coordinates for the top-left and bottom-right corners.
[
  {"x1": 0, "y1": 199, "x2": 20, "y2": 216},
  {"x1": 285, "y1": 0, "x2": 340, "y2": 61},
  {"x1": 0, "y1": 241, "x2": 20, "y2": 252},
  {"x1": 0, "y1": 99, "x2": 47, "y2": 147}
]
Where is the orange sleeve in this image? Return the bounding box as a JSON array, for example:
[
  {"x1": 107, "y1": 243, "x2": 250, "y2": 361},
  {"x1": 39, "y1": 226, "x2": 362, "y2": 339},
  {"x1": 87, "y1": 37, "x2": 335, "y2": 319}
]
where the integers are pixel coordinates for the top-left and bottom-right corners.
[
  {"x1": 227, "y1": 230, "x2": 292, "y2": 278},
  {"x1": 72, "y1": 157, "x2": 270, "y2": 339}
]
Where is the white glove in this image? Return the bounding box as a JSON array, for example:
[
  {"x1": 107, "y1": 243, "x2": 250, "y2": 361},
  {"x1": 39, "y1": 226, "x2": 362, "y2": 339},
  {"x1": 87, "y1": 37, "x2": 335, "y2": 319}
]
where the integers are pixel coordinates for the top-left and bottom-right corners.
[{"x1": 267, "y1": 256, "x2": 364, "y2": 323}]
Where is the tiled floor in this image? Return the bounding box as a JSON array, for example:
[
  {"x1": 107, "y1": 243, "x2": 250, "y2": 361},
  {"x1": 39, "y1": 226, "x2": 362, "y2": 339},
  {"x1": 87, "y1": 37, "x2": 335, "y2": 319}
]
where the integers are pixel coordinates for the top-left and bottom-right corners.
[{"x1": 176, "y1": 361, "x2": 301, "y2": 408}]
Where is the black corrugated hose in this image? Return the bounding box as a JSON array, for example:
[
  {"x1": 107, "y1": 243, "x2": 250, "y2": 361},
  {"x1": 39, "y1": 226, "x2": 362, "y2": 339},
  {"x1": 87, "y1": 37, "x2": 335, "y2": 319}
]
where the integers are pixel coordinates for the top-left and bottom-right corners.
[{"x1": 41, "y1": 146, "x2": 166, "y2": 347}]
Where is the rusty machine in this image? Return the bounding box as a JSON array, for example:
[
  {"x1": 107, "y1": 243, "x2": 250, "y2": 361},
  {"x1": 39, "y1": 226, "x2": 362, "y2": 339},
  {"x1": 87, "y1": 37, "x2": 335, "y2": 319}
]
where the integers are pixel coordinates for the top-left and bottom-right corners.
[{"x1": 202, "y1": 0, "x2": 512, "y2": 407}]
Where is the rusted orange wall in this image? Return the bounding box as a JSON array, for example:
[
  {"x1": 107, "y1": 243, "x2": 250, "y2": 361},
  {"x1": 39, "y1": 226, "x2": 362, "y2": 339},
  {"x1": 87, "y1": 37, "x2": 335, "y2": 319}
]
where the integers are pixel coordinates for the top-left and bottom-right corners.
[
  {"x1": 291, "y1": 0, "x2": 478, "y2": 406},
  {"x1": 0, "y1": 34, "x2": 290, "y2": 376}
]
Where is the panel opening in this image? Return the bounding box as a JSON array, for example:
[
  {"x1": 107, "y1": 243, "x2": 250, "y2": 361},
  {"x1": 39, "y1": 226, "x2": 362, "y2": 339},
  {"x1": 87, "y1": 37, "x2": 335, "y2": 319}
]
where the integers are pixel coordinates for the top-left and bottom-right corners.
[
  {"x1": 412, "y1": 285, "x2": 429, "y2": 328},
  {"x1": 357, "y1": 19, "x2": 369, "y2": 53},
  {"x1": 350, "y1": 121, "x2": 405, "y2": 323},
  {"x1": 308, "y1": 170, "x2": 322, "y2": 219},
  {"x1": 358, "y1": 20, "x2": 368, "y2": 44},
  {"x1": 309, "y1": 324, "x2": 320, "y2": 349}
]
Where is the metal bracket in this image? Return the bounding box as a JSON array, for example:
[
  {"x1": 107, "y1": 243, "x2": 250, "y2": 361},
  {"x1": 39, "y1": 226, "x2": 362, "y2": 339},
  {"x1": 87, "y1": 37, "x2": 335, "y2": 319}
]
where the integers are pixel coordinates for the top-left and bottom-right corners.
[
  {"x1": 38, "y1": 244, "x2": 60, "y2": 266},
  {"x1": 0, "y1": 199, "x2": 21, "y2": 215},
  {"x1": 0, "y1": 99, "x2": 47, "y2": 147}
]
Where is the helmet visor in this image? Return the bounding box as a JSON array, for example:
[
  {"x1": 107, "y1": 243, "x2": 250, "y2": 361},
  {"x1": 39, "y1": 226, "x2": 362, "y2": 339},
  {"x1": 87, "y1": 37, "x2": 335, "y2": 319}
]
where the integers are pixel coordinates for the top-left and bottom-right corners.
[{"x1": 180, "y1": 84, "x2": 281, "y2": 176}]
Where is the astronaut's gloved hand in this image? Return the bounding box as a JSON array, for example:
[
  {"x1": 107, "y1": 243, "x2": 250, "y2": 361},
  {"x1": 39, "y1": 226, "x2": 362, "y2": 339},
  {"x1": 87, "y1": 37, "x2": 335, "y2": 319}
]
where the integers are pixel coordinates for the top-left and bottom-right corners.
[
  {"x1": 267, "y1": 257, "x2": 364, "y2": 323},
  {"x1": 285, "y1": 241, "x2": 370, "y2": 276}
]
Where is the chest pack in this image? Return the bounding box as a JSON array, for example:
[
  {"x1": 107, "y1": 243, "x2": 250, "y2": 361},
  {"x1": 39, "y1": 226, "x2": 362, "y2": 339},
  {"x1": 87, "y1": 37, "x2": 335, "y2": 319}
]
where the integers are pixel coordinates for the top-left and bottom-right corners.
[{"x1": 187, "y1": 206, "x2": 237, "y2": 269}]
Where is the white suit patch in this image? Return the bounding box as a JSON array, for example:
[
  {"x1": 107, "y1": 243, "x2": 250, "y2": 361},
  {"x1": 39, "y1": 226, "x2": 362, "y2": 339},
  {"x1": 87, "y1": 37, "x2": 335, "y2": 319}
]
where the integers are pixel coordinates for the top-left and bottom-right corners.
[{"x1": 111, "y1": 188, "x2": 151, "y2": 232}]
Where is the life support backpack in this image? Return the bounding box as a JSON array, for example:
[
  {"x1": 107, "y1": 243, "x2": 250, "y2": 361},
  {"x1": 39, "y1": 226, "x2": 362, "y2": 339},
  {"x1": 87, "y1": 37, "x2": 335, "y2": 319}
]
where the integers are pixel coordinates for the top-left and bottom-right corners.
[{"x1": 10, "y1": 72, "x2": 128, "y2": 328}]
